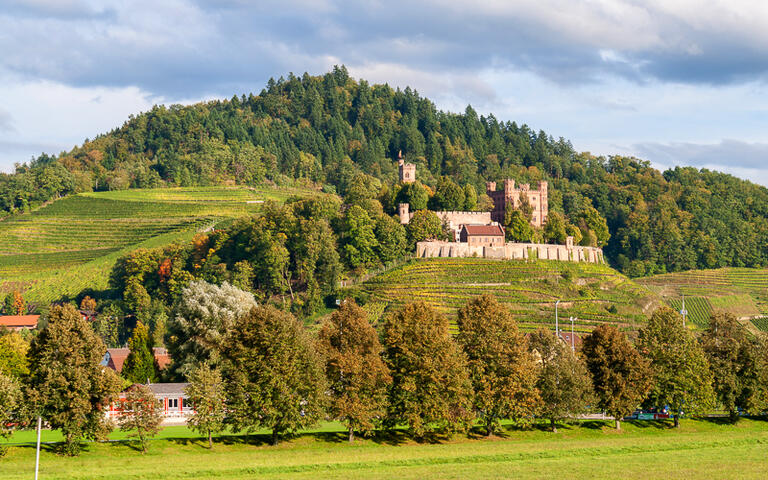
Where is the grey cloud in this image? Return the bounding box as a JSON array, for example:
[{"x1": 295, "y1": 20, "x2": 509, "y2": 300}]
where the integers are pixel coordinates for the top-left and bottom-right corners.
[
  {"x1": 0, "y1": 109, "x2": 14, "y2": 132},
  {"x1": 633, "y1": 140, "x2": 768, "y2": 171}
]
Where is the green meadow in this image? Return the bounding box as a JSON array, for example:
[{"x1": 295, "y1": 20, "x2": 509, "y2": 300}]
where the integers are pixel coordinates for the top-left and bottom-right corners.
[{"x1": 2, "y1": 419, "x2": 767, "y2": 479}]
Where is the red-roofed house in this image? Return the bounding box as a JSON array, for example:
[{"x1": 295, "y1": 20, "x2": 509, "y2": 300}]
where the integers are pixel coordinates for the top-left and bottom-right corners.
[
  {"x1": 102, "y1": 347, "x2": 173, "y2": 373},
  {"x1": 0, "y1": 315, "x2": 39, "y2": 331},
  {"x1": 459, "y1": 224, "x2": 505, "y2": 248}
]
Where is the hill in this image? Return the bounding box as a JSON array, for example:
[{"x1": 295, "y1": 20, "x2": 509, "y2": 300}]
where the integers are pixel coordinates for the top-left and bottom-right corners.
[
  {"x1": 3, "y1": 67, "x2": 768, "y2": 278},
  {"x1": 0, "y1": 185, "x2": 317, "y2": 306},
  {"x1": 350, "y1": 258, "x2": 657, "y2": 335},
  {"x1": 637, "y1": 267, "x2": 768, "y2": 333}
]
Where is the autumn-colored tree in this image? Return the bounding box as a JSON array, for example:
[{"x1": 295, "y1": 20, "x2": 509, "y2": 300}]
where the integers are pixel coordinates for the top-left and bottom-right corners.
[
  {"x1": 122, "y1": 321, "x2": 157, "y2": 384},
  {"x1": 457, "y1": 295, "x2": 539, "y2": 435},
  {"x1": 118, "y1": 384, "x2": 163, "y2": 453},
  {"x1": 185, "y1": 364, "x2": 227, "y2": 448},
  {"x1": 0, "y1": 332, "x2": 29, "y2": 378},
  {"x1": 26, "y1": 304, "x2": 122, "y2": 455},
  {"x1": 702, "y1": 313, "x2": 766, "y2": 420},
  {"x1": 79, "y1": 295, "x2": 97, "y2": 312},
  {"x1": 529, "y1": 329, "x2": 593, "y2": 432},
  {"x1": 317, "y1": 300, "x2": 391, "y2": 442},
  {"x1": 4, "y1": 291, "x2": 26, "y2": 315},
  {"x1": 384, "y1": 302, "x2": 473, "y2": 438},
  {"x1": 223, "y1": 305, "x2": 327, "y2": 445},
  {"x1": 581, "y1": 325, "x2": 652, "y2": 430}
]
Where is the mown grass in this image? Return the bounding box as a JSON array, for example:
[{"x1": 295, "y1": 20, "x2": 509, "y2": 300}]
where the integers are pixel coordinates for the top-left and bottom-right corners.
[
  {"x1": 0, "y1": 186, "x2": 320, "y2": 305},
  {"x1": 353, "y1": 258, "x2": 657, "y2": 334},
  {"x1": 2, "y1": 419, "x2": 767, "y2": 479}
]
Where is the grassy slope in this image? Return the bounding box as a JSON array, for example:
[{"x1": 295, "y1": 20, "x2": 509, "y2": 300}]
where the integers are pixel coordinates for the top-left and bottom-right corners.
[
  {"x1": 355, "y1": 258, "x2": 658, "y2": 334},
  {"x1": 0, "y1": 186, "x2": 317, "y2": 306},
  {"x1": 637, "y1": 267, "x2": 768, "y2": 331},
  {"x1": 2, "y1": 419, "x2": 767, "y2": 479}
]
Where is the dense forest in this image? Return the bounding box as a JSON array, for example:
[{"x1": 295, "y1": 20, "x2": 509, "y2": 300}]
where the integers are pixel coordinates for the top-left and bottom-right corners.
[{"x1": 3, "y1": 65, "x2": 768, "y2": 277}]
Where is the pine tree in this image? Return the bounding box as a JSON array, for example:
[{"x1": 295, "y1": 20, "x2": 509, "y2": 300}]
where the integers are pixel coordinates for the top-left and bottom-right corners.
[
  {"x1": 581, "y1": 325, "x2": 652, "y2": 430},
  {"x1": 223, "y1": 305, "x2": 327, "y2": 445},
  {"x1": 639, "y1": 307, "x2": 715, "y2": 427},
  {"x1": 185, "y1": 364, "x2": 227, "y2": 448},
  {"x1": 384, "y1": 302, "x2": 473, "y2": 438},
  {"x1": 457, "y1": 295, "x2": 539, "y2": 435},
  {"x1": 317, "y1": 300, "x2": 391, "y2": 442},
  {"x1": 529, "y1": 329, "x2": 593, "y2": 432},
  {"x1": 122, "y1": 321, "x2": 157, "y2": 384},
  {"x1": 118, "y1": 384, "x2": 163, "y2": 453},
  {"x1": 26, "y1": 304, "x2": 122, "y2": 455}
]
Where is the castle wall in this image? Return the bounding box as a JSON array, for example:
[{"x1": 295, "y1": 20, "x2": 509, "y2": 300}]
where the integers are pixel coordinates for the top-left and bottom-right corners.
[{"x1": 416, "y1": 240, "x2": 604, "y2": 264}]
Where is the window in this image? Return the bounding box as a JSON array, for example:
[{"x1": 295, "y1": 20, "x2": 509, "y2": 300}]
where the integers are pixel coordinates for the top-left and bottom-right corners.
[{"x1": 169, "y1": 398, "x2": 178, "y2": 409}]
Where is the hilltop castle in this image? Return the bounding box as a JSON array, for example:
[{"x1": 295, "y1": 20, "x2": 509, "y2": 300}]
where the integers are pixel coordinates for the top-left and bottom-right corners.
[
  {"x1": 397, "y1": 151, "x2": 415, "y2": 183},
  {"x1": 486, "y1": 179, "x2": 549, "y2": 228}
]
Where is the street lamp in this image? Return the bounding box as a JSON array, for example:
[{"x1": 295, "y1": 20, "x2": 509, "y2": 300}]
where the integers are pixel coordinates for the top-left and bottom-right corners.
[{"x1": 555, "y1": 300, "x2": 561, "y2": 338}]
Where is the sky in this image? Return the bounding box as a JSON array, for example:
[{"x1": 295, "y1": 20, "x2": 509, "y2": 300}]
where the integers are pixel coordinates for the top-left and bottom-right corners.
[{"x1": 2, "y1": 0, "x2": 768, "y2": 184}]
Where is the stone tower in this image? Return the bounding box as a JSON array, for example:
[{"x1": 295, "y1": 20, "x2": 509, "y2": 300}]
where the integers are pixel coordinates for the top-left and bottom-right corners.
[
  {"x1": 397, "y1": 151, "x2": 416, "y2": 183},
  {"x1": 486, "y1": 178, "x2": 549, "y2": 228},
  {"x1": 398, "y1": 203, "x2": 410, "y2": 224}
]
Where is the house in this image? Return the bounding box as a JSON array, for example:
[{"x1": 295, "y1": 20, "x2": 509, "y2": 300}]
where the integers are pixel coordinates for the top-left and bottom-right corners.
[
  {"x1": 102, "y1": 347, "x2": 173, "y2": 374},
  {"x1": 459, "y1": 224, "x2": 505, "y2": 248},
  {"x1": 107, "y1": 383, "x2": 193, "y2": 423},
  {"x1": 0, "y1": 315, "x2": 39, "y2": 331}
]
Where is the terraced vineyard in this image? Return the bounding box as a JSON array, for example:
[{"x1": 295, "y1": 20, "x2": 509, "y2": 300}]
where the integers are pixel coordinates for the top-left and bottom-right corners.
[
  {"x1": 0, "y1": 186, "x2": 317, "y2": 306},
  {"x1": 637, "y1": 267, "x2": 768, "y2": 330},
  {"x1": 354, "y1": 258, "x2": 658, "y2": 334}
]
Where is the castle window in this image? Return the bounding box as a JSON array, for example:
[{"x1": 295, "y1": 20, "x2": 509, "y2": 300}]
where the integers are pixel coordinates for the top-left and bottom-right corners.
[{"x1": 533, "y1": 216, "x2": 537, "y2": 222}]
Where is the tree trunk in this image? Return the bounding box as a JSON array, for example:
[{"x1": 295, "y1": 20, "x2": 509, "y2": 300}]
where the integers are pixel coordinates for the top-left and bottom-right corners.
[
  {"x1": 486, "y1": 422, "x2": 494, "y2": 437},
  {"x1": 615, "y1": 418, "x2": 621, "y2": 430},
  {"x1": 551, "y1": 418, "x2": 557, "y2": 433},
  {"x1": 348, "y1": 426, "x2": 355, "y2": 443},
  {"x1": 674, "y1": 414, "x2": 680, "y2": 428},
  {"x1": 208, "y1": 430, "x2": 213, "y2": 449},
  {"x1": 271, "y1": 429, "x2": 279, "y2": 446}
]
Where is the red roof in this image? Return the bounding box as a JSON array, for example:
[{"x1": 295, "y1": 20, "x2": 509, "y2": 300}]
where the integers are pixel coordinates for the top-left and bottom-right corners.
[
  {"x1": 106, "y1": 347, "x2": 172, "y2": 373},
  {"x1": 153, "y1": 347, "x2": 171, "y2": 371},
  {"x1": 462, "y1": 224, "x2": 505, "y2": 236},
  {"x1": 0, "y1": 315, "x2": 39, "y2": 328}
]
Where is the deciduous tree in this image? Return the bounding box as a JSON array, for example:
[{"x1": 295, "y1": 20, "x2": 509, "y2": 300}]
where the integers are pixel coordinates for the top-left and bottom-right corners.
[
  {"x1": 223, "y1": 305, "x2": 327, "y2": 445},
  {"x1": 118, "y1": 384, "x2": 163, "y2": 453},
  {"x1": 0, "y1": 373, "x2": 22, "y2": 456},
  {"x1": 26, "y1": 304, "x2": 122, "y2": 455},
  {"x1": 457, "y1": 295, "x2": 539, "y2": 435},
  {"x1": 581, "y1": 325, "x2": 651, "y2": 430},
  {"x1": 529, "y1": 329, "x2": 593, "y2": 432},
  {"x1": 317, "y1": 300, "x2": 391, "y2": 442},
  {"x1": 638, "y1": 307, "x2": 715, "y2": 427},
  {"x1": 384, "y1": 302, "x2": 473, "y2": 438},
  {"x1": 185, "y1": 364, "x2": 227, "y2": 448},
  {"x1": 0, "y1": 332, "x2": 29, "y2": 378},
  {"x1": 406, "y1": 210, "x2": 446, "y2": 247}
]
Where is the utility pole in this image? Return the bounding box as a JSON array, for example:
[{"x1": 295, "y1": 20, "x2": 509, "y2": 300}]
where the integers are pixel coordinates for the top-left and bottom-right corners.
[
  {"x1": 680, "y1": 295, "x2": 687, "y2": 328},
  {"x1": 571, "y1": 316, "x2": 575, "y2": 352},
  {"x1": 555, "y1": 300, "x2": 560, "y2": 339},
  {"x1": 35, "y1": 416, "x2": 41, "y2": 480}
]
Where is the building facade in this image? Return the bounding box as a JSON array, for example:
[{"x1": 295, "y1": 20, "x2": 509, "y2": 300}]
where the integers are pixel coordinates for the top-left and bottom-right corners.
[
  {"x1": 459, "y1": 224, "x2": 505, "y2": 247},
  {"x1": 486, "y1": 179, "x2": 549, "y2": 227},
  {"x1": 397, "y1": 151, "x2": 416, "y2": 183}
]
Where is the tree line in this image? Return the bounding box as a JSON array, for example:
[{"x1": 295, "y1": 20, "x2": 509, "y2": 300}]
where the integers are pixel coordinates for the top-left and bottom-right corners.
[
  {"x1": 2, "y1": 286, "x2": 767, "y2": 455},
  {"x1": 3, "y1": 67, "x2": 768, "y2": 275}
]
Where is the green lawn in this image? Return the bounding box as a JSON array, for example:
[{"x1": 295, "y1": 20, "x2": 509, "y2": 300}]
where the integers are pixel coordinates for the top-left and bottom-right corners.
[{"x1": 2, "y1": 419, "x2": 767, "y2": 479}]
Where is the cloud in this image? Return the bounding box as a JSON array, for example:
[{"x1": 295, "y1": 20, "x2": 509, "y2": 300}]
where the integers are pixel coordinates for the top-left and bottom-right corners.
[
  {"x1": 633, "y1": 139, "x2": 768, "y2": 171},
  {"x1": 0, "y1": 109, "x2": 14, "y2": 133}
]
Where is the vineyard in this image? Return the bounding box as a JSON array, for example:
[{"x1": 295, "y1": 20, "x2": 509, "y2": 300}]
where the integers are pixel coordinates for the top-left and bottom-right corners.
[
  {"x1": 637, "y1": 267, "x2": 768, "y2": 329},
  {"x1": 352, "y1": 258, "x2": 658, "y2": 334},
  {"x1": 0, "y1": 186, "x2": 317, "y2": 306}
]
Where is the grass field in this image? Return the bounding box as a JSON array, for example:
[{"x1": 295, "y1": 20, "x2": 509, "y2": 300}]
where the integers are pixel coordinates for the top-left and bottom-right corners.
[
  {"x1": 0, "y1": 186, "x2": 320, "y2": 306},
  {"x1": 2, "y1": 419, "x2": 767, "y2": 479},
  {"x1": 352, "y1": 258, "x2": 658, "y2": 334},
  {"x1": 637, "y1": 267, "x2": 768, "y2": 330}
]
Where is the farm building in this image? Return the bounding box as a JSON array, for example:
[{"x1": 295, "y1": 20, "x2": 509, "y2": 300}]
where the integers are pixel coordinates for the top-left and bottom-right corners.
[
  {"x1": 0, "y1": 315, "x2": 39, "y2": 331},
  {"x1": 107, "y1": 383, "x2": 193, "y2": 423}
]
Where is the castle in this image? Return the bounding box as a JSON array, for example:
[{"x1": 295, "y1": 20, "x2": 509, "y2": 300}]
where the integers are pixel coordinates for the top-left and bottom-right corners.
[
  {"x1": 397, "y1": 151, "x2": 415, "y2": 183},
  {"x1": 486, "y1": 179, "x2": 549, "y2": 228}
]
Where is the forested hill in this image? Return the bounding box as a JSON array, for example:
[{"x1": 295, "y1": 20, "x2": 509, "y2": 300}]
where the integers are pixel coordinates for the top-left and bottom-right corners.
[{"x1": 3, "y1": 65, "x2": 768, "y2": 277}]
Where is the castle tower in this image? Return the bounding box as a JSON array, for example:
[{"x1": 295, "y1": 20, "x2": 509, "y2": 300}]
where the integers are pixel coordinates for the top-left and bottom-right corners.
[
  {"x1": 486, "y1": 177, "x2": 550, "y2": 229},
  {"x1": 397, "y1": 151, "x2": 416, "y2": 183},
  {"x1": 398, "y1": 203, "x2": 410, "y2": 224}
]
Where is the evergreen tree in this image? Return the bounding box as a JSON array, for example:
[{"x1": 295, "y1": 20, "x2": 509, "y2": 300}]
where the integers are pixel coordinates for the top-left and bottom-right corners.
[
  {"x1": 122, "y1": 321, "x2": 157, "y2": 384},
  {"x1": 457, "y1": 295, "x2": 539, "y2": 435},
  {"x1": 383, "y1": 302, "x2": 473, "y2": 438},
  {"x1": 185, "y1": 364, "x2": 227, "y2": 448},
  {"x1": 581, "y1": 325, "x2": 652, "y2": 430},
  {"x1": 26, "y1": 304, "x2": 122, "y2": 455},
  {"x1": 529, "y1": 329, "x2": 593, "y2": 432},
  {"x1": 317, "y1": 300, "x2": 391, "y2": 442},
  {"x1": 118, "y1": 384, "x2": 163, "y2": 453},
  {"x1": 639, "y1": 307, "x2": 714, "y2": 427},
  {"x1": 463, "y1": 184, "x2": 477, "y2": 211},
  {"x1": 223, "y1": 305, "x2": 327, "y2": 445}
]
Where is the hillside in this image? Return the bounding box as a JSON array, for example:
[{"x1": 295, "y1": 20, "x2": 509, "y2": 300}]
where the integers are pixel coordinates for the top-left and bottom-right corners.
[
  {"x1": 4, "y1": 68, "x2": 768, "y2": 278},
  {"x1": 351, "y1": 258, "x2": 658, "y2": 335},
  {"x1": 637, "y1": 267, "x2": 768, "y2": 332},
  {"x1": 0, "y1": 185, "x2": 317, "y2": 306}
]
